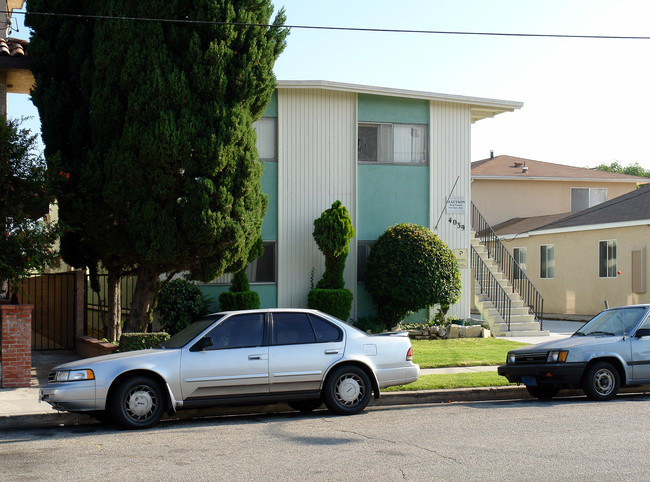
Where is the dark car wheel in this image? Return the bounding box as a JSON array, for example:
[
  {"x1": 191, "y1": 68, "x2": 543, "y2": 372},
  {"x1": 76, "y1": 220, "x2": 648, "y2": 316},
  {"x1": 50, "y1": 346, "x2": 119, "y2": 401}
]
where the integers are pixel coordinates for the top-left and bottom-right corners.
[
  {"x1": 323, "y1": 365, "x2": 372, "y2": 415},
  {"x1": 110, "y1": 376, "x2": 165, "y2": 429},
  {"x1": 582, "y1": 361, "x2": 620, "y2": 401},
  {"x1": 288, "y1": 399, "x2": 323, "y2": 413},
  {"x1": 526, "y1": 386, "x2": 560, "y2": 400}
]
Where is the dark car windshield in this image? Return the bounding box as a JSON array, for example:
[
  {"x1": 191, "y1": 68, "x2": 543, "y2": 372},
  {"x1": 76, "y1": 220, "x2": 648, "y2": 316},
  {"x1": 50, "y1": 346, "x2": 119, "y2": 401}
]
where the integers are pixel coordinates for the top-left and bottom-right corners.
[
  {"x1": 160, "y1": 314, "x2": 225, "y2": 348},
  {"x1": 575, "y1": 307, "x2": 648, "y2": 337}
]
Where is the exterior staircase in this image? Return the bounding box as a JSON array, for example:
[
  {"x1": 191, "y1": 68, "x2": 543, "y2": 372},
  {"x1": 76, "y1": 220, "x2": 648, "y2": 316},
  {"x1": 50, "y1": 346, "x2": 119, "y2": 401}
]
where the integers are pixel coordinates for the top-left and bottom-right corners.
[{"x1": 470, "y1": 202, "x2": 548, "y2": 337}]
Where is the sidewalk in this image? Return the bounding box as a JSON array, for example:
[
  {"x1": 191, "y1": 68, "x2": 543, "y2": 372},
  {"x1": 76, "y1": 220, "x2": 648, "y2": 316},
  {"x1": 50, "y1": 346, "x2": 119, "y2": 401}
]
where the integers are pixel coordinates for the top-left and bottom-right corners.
[{"x1": 0, "y1": 319, "x2": 585, "y2": 430}]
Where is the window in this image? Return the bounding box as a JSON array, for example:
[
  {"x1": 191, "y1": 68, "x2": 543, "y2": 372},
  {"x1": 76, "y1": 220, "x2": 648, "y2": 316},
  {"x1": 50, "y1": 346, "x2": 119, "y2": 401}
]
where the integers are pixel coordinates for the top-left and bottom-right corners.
[
  {"x1": 253, "y1": 117, "x2": 277, "y2": 161},
  {"x1": 358, "y1": 122, "x2": 427, "y2": 164},
  {"x1": 357, "y1": 241, "x2": 375, "y2": 282},
  {"x1": 271, "y1": 313, "x2": 342, "y2": 345},
  {"x1": 513, "y1": 247, "x2": 527, "y2": 280},
  {"x1": 212, "y1": 241, "x2": 276, "y2": 284},
  {"x1": 206, "y1": 313, "x2": 264, "y2": 349},
  {"x1": 571, "y1": 187, "x2": 607, "y2": 212},
  {"x1": 599, "y1": 240, "x2": 617, "y2": 278},
  {"x1": 540, "y1": 245, "x2": 555, "y2": 279},
  {"x1": 272, "y1": 313, "x2": 316, "y2": 345}
]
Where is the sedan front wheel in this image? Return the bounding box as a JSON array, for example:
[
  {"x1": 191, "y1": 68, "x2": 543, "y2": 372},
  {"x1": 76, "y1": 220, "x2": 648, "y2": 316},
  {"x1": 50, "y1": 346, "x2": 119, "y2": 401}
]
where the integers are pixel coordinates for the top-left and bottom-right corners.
[
  {"x1": 582, "y1": 361, "x2": 620, "y2": 401},
  {"x1": 110, "y1": 375, "x2": 165, "y2": 429}
]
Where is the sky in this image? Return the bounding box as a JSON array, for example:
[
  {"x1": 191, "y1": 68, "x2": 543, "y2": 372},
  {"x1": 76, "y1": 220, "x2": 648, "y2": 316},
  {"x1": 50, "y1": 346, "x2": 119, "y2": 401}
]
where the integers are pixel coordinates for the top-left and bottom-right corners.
[{"x1": 8, "y1": 0, "x2": 650, "y2": 169}]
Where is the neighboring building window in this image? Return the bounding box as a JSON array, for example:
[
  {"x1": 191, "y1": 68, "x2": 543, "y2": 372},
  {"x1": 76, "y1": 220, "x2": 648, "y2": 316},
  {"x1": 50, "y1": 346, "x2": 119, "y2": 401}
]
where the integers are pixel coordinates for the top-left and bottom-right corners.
[
  {"x1": 212, "y1": 241, "x2": 277, "y2": 284},
  {"x1": 599, "y1": 240, "x2": 617, "y2": 278},
  {"x1": 540, "y1": 245, "x2": 555, "y2": 279},
  {"x1": 513, "y1": 247, "x2": 527, "y2": 280},
  {"x1": 253, "y1": 117, "x2": 277, "y2": 161},
  {"x1": 358, "y1": 122, "x2": 428, "y2": 164},
  {"x1": 357, "y1": 241, "x2": 375, "y2": 282},
  {"x1": 571, "y1": 187, "x2": 607, "y2": 212}
]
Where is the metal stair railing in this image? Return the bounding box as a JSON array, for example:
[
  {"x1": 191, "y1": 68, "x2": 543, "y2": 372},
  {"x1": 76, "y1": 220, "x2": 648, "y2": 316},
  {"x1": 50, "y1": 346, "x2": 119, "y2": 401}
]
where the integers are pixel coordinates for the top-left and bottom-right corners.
[
  {"x1": 471, "y1": 202, "x2": 544, "y2": 328},
  {"x1": 471, "y1": 246, "x2": 512, "y2": 330}
]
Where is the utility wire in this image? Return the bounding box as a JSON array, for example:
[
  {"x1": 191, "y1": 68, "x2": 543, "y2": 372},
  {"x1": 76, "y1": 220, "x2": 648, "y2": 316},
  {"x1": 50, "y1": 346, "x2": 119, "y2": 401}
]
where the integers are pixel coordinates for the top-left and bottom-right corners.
[{"x1": 5, "y1": 10, "x2": 650, "y2": 40}]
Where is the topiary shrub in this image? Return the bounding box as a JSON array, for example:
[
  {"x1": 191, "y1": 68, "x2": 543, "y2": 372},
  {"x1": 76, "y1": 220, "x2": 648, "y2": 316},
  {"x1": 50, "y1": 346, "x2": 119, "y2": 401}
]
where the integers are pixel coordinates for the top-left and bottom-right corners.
[
  {"x1": 155, "y1": 278, "x2": 211, "y2": 336},
  {"x1": 308, "y1": 201, "x2": 355, "y2": 320},
  {"x1": 365, "y1": 223, "x2": 461, "y2": 330},
  {"x1": 307, "y1": 288, "x2": 353, "y2": 321},
  {"x1": 118, "y1": 332, "x2": 170, "y2": 352},
  {"x1": 218, "y1": 237, "x2": 263, "y2": 311}
]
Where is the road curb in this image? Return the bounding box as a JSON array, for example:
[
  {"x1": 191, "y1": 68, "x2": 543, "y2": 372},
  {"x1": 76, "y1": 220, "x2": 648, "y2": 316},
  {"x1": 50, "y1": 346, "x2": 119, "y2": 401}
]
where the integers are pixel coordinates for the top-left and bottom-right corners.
[{"x1": 0, "y1": 386, "x2": 531, "y2": 430}]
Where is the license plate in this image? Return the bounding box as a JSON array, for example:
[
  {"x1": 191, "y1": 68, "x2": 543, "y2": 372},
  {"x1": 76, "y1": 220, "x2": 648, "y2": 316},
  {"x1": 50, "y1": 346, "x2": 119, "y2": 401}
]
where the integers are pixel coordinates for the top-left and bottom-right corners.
[{"x1": 522, "y1": 376, "x2": 537, "y2": 386}]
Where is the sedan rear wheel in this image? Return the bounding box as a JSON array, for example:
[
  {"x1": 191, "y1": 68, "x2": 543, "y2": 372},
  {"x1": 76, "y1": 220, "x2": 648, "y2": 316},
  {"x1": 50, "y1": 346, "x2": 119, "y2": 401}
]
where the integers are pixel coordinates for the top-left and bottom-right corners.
[
  {"x1": 582, "y1": 361, "x2": 620, "y2": 401},
  {"x1": 110, "y1": 376, "x2": 165, "y2": 429},
  {"x1": 323, "y1": 365, "x2": 372, "y2": 415}
]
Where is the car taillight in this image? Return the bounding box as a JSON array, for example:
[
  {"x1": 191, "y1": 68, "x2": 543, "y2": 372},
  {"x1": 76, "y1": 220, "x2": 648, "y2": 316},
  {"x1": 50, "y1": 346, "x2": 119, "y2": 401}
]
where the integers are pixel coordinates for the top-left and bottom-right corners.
[{"x1": 406, "y1": 347, "x2": 413, "y2": 361}]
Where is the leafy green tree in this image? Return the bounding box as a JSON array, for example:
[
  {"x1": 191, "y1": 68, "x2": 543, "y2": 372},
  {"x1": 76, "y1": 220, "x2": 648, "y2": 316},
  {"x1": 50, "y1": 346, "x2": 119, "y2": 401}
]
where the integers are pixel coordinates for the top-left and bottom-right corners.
[
  {"x1": 0, "y1": 119, "x2": 59, "y2": 300},
  {"x1": 27, "y1": 1, "x2": 288, "y2": 333},
  {"x1": 365, "y1": 223, "x2": 461, "y2": 329},
  {"x1": 594, "y1": 161, "x2": 650, "y2": 178},
  {"x1": 155, "y1": 278, "x2": 210, "y2": 336},
  {"x1": 308, "y1": 201, "x2": 355, "y2": 320}
]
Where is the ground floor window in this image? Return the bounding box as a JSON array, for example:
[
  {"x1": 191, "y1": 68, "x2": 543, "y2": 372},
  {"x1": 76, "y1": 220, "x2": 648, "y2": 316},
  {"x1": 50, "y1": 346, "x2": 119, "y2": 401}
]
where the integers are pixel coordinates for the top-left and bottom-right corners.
[
  {"x1": 212, "y1": 241, "x2": 277, "y2": 284},
  {"x1": 357, "y1": 241, "x2": 375, "y2": 282},
  {"x1": 540, "y1": 245, "x2": 555, "y2": 279},
  {"x1": 599, "y1": 240, "x2": 617, "y2": 278}
]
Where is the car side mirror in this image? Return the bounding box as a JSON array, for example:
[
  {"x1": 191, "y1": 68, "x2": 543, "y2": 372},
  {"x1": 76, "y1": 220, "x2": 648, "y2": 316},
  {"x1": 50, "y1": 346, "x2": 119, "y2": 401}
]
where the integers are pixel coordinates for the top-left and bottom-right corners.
[
  {"x1": 190, "y1": 336, "x2": 213, "y2": 352},
  {"x1": 636, "y1": 328, "x2": 650, "y2": 338}
]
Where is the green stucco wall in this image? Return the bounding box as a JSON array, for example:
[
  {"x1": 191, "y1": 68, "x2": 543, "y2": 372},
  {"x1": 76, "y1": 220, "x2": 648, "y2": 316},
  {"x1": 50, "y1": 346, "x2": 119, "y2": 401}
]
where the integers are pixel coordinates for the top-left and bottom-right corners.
[
  {"x1": 358, "y1": 94, "x2": 429, "y2": 124},
  {"x1": 357, "y1": 164, "x2": 429, "y2": 240}
]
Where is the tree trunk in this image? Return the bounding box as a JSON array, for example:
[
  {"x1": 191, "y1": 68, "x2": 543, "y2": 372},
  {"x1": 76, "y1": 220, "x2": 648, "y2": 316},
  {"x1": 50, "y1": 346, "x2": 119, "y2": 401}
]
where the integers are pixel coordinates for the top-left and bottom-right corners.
[
  {"x1": 125, "y1": 266, "x2": 158, "y2": 333},
  {"x1": 106, "y1": 270, "x2": 121, "y2": 342}
]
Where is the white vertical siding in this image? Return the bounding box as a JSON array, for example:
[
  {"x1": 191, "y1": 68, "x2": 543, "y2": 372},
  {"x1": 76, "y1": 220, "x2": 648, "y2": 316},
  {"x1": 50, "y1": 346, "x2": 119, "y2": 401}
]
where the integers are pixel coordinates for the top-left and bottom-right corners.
[
  {"x1": 430, "y1": 101, "x2": 472, "y2": 319},
  {"x1": 277, "y1": 89, "x2": 357, "y2": 310}
]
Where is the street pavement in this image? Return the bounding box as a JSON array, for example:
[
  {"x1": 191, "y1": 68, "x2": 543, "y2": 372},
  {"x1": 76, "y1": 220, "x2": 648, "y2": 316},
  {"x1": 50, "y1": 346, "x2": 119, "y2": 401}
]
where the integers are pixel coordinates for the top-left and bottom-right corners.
[{"x1": 0, "y1": 319, "x2": 585, "y2": 430}]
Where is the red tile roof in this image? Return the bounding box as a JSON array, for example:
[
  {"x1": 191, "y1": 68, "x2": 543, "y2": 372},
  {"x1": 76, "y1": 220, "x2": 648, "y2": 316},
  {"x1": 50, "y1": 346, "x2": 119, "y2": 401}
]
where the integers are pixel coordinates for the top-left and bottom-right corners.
[
  {"x1": 472, "y1": 154, "x2": 649, "y2": 183},
  {"x1": 0, "y1": 37, "x2": 27, "y2": 57}
]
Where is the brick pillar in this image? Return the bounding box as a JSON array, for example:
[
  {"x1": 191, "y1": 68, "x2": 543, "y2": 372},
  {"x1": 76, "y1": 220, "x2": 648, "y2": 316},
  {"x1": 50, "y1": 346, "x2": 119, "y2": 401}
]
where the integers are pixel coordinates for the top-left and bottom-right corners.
[{"x1": 0, "y1": 304, "x2": 33, "y2": 388}]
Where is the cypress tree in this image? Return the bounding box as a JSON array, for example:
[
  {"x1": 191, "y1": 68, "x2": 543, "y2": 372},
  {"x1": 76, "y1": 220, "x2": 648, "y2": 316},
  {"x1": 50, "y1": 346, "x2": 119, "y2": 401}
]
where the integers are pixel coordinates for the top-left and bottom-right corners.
[{"x1": 27, "y1": 1, "x2": 287, "y2": 333}]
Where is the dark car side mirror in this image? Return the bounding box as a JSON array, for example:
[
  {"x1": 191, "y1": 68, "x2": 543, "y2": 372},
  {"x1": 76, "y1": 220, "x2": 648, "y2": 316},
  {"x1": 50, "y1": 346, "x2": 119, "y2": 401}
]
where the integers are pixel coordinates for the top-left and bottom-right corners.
[
  {"x1": 636, "y1": 328, "x2": 650, "y2": 338},
  {"x1": 190, "y1": 336, "x2": 213, "y2": 352}
]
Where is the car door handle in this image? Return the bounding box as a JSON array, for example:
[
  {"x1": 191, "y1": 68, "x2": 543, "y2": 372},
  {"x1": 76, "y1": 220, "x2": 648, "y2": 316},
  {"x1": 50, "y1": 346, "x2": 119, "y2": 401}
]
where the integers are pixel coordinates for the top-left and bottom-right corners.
[
  {"x1": 248, "y1": 354, "x2": 262, "y2": 360},
  {"x1": 324, "y1": 349, "x2": 340, "y2": 355}
]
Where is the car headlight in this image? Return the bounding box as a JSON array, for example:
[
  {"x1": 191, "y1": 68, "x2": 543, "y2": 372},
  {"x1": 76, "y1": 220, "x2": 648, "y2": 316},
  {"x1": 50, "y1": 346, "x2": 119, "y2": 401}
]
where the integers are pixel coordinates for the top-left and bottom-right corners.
[
  {"x1": 55, "y1": 369, "x2": 95, "y2": 382},
  {"x1": 546, "y1": 351, "x2": 568, "y2": 363},
  {"x1": 507, "y1": 353, "x2": 516, "y2": 364}
]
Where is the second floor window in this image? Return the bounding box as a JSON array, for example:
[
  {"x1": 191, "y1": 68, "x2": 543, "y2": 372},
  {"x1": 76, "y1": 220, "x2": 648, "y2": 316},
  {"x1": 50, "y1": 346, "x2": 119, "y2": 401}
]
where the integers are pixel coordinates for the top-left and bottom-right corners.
[
  {"x1": 358, "y1": 123, "x2": 428, "y2": 164},
  {"x1": 253, "y1": 117, "x2": 277, "y2": 161},
  {"x1": 571, "y1": 187, "x2": 607, "y2": 212}
]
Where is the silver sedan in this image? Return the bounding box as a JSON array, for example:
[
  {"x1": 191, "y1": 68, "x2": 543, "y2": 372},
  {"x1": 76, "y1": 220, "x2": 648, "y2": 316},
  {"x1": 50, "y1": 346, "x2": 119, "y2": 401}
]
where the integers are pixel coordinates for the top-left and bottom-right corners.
[{"x1": 40, "y1": 309, "x2": 420, "y2": 429}]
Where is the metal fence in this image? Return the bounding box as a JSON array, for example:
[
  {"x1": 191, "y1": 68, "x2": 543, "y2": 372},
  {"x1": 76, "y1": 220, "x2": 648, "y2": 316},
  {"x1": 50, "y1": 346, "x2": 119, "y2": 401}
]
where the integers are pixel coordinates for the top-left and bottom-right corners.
[{"x1": 12, "y1": 273, "x2": 77, "y2": 350}]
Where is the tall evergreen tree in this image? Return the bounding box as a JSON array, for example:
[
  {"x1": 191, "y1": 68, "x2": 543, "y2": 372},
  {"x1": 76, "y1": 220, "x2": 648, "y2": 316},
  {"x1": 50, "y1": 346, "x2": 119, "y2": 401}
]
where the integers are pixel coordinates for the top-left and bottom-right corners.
[{"x1": 27, "y1": 1, "x2": 287, "y2": 333}]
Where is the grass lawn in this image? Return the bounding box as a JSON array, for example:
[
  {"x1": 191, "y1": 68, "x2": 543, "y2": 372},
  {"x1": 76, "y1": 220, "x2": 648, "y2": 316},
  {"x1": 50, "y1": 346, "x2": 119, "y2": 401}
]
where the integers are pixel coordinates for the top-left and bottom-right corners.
[
  {"x1": 410, "y1": 337, "x2": 527, "y2": 369},
  {"x1": 383, "y1": 372, "x2": 515, "y2": 391}
]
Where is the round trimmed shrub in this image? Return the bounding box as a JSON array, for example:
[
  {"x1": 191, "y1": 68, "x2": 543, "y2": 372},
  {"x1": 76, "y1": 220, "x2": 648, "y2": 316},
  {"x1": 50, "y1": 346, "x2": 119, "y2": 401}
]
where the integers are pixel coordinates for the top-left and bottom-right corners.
[
  {"x1": 155, "y1": 279, "x2": 210, "y2": 335},
  {"x1": 365, "y1": 223, "x2": 461, "y2": 329}
]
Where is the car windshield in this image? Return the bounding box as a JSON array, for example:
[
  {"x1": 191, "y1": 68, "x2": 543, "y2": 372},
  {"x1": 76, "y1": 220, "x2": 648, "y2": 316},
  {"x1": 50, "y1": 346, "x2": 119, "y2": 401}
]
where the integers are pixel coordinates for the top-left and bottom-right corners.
[
  {"x1": 575, "y1": 307, "x2": 647, "y2": 337},
  {"x1": 160, "y1": 314, "x2": 225, "y2": 348}
]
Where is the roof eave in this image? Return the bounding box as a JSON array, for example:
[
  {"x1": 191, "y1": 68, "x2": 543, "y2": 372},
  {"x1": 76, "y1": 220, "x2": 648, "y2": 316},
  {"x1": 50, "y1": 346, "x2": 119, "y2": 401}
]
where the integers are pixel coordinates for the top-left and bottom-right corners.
[{"x1": 277, "y1": 80, "x2": 522, "y2": 122}]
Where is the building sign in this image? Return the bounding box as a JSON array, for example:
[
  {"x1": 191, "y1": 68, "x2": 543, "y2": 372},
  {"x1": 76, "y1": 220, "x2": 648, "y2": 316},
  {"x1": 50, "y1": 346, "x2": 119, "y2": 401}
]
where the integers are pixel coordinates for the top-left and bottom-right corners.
[{"x1": 446, "y1": 196, "x2": 466, "y2": 214}]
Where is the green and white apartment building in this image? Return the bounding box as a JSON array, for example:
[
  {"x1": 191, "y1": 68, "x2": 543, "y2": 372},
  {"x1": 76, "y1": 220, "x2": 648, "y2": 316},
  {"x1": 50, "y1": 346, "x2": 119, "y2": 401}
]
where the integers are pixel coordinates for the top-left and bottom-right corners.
[{"x1": 200, "y1": 80, "x2": 522, "y2": 322}]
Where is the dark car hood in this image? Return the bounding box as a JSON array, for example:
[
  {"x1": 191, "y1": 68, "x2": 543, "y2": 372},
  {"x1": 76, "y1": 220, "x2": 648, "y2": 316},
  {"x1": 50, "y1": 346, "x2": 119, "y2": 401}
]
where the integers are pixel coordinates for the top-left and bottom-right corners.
[{"x1": 511, "y1": 335, "x2": 625, "y2": 353}]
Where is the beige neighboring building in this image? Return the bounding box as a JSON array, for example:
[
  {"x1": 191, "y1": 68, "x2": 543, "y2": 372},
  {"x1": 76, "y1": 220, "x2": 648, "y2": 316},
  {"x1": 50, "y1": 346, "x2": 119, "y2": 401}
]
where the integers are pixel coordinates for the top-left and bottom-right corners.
[
  {"x1": 472, "y1": 154, "x2": 649, "y2": 226},
  {"x1": 493, "y1": 187, "x2": 650, "y2": 316}
]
